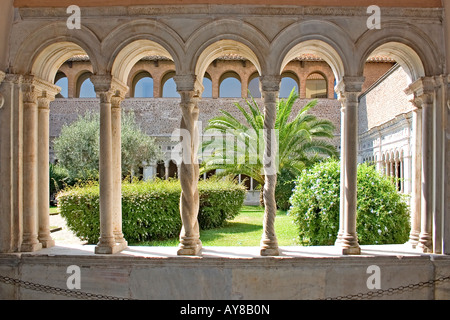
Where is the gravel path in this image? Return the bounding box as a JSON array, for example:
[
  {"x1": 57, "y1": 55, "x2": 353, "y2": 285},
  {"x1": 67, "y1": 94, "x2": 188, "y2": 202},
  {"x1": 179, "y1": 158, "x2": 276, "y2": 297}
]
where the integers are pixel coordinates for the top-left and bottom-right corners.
[{"x1": 49, "y1": 213, "x2": 87, "y2": 245}]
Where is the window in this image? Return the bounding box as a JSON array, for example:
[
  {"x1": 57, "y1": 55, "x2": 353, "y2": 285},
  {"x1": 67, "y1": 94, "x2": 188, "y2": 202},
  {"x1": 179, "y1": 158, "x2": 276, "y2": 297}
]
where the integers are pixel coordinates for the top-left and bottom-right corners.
[
  {"x1": 55, "y1": 72, "x2": 68, "y2": 98},
  {"x1": 162, "y1": 72, "x2": 180, "y2": 98},
  {"x1": 77, "y1": 72, "x2": 96, "y2": 98},
  {"x1": 133, "y1": 72, "x2": 154, "y2": 98},
  {"x1": 279, "y1": 73, "x2": 299, "y2": 98},
  {"x1": 248, "y1": 74, "x2": 261, "y2": 98},
  {"x1": 219, "y1": 72, "x2": 241, "y2": 98},
  {"x1": 306, "y1": 72, "x2": 327, "y2": 99},
  {"x1": 202, "y1": 73, "x2": 213, "y2": 98}
]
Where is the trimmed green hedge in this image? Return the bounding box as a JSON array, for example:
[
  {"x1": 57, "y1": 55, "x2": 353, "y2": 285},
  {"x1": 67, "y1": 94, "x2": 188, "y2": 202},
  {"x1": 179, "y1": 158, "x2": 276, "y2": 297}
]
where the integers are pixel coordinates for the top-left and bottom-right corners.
[{"x1": 57, "y1": 178, "x2": 246, "y2": 244}]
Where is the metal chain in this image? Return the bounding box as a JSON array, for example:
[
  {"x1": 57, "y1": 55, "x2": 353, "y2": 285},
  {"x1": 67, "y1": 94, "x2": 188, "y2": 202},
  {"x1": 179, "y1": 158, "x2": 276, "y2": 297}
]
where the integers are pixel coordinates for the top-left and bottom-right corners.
[
  {"x1": 0, "y1": 275, "x2": 135, "y2": 300},
  {"x1": 322, "y1": 275, "x2": 450, "y2": 300},
  {"x1": 2, "y1": 273, "x2": 450, "y2": 300}
]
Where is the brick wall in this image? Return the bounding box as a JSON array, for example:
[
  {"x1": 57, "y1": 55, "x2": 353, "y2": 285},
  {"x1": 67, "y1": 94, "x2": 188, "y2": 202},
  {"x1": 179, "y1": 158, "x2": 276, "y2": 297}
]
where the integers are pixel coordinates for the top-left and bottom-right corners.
[{"x1": 359, "y1": 65, "x2": 414, "y2": 135}]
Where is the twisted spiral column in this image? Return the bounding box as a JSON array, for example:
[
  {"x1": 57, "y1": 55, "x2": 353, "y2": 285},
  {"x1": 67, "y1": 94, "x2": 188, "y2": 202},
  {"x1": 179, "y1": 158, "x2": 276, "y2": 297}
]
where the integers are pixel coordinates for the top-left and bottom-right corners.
[
  {"x1": 177, "y1": 90, "x2": 202, "y2": 256},
  {"x1": 260, "y1": 76, "x2": 280, "y2": 256}
]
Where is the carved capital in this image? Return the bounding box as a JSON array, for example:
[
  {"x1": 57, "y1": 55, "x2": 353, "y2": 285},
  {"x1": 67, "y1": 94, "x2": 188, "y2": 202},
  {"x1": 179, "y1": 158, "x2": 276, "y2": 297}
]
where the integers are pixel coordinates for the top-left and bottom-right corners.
[
  {"x1": 22, "y1": 75, "x2": 60, "y2": 104},
  {"x1": 174, "y1": 74, "x2": 204, "y2": 98},
  {"x1": 335, "y1": 76, "x2": 365, "y2": 103},
  {"x1": 405, "y1": 76, "x2": 436, "y2": 108},
  {"x1": 4, "y1": 73, "x2": 23, "y2": 85},
  {"x1": 0, "y1": 71, "x2": 6, "y2": 109},
  {"x1": 260, "y1": 75, "x2": 281, "y2": 93},
  {"x1": 91, "y1": 74, "x2": 129, "y2": 104}
]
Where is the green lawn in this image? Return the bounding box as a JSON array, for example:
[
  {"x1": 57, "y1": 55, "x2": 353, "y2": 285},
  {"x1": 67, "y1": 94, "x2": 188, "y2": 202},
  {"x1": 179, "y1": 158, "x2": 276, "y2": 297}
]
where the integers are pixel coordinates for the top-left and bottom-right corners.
[
  {"x1": 134, "y1": 205, "x2": 299, "y2": 247},
  {"x1": 50, "y1": 206, "x2": 59, "y2": 214}
]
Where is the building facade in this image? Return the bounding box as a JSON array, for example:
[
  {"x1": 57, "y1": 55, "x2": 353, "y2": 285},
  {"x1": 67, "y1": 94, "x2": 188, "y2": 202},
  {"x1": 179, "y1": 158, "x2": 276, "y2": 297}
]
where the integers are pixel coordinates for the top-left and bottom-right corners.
[{"x1": 0, "y1": 0, "x2": 449, "y2": 258}]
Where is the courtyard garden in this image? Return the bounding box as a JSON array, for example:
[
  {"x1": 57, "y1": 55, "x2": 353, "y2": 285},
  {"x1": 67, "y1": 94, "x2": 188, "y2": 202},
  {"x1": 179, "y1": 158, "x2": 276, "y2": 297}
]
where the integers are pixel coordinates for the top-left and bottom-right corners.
[{"x1": 50, "y1": 89, "x2": 411, "y2": 248}]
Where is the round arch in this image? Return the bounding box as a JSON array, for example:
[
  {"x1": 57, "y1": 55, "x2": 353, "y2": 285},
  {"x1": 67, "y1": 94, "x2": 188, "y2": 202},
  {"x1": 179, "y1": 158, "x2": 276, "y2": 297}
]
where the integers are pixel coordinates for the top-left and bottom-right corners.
[
  {"x1": 219, "y1": 71, "x2": 242, "y2": 98},
  {"x1": 355, "y1": 22, "x2": 442, "y2": 81},
  {"x1": 110, "y1": 39, "x2": 175, "y2": 86},
  {"x1": 362, "y1": 42, "x2": 425, "y2": 83},
  {"x1": 131, "y1": 71, "x2": 153, "y2": 98},
  {"x1": 13, "y1": 22, "x2": 101, "y2": 83},
  {"x1": 278, "y1": 39, "x2": 346, "y2": 85},
  {"x1": 75, "y1": 71, "x2": 94, "y2": 98},
  {"x1": 194, "y1": 39, "x2": 263, "y2": 87},
  {"x1": 270, "y1": 20, "x2": 353, "y2": 82},
  {"x1": 104, "y1": 19, "x2": 184, "y2": 80}
]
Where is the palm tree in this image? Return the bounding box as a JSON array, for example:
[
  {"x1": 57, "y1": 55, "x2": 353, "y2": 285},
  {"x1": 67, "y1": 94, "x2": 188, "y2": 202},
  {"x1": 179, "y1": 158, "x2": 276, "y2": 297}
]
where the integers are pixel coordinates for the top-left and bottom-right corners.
[{"x1": 200, "y1": 88, "x2": 338, "y2": 203}]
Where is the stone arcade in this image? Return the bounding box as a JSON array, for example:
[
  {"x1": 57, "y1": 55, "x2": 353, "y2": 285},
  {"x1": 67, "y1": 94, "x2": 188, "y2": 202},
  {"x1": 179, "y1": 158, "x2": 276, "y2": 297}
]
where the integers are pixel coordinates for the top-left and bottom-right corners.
[{"x1": 1, "y1": 0, "x2": 450, "y2": 300}]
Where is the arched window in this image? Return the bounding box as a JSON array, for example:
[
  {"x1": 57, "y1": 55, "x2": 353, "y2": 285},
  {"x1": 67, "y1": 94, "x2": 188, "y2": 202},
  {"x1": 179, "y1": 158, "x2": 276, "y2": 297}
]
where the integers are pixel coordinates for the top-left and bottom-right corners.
[
  {"x1": 77, "y1": 72, "x2": 96, "y2": 98},
  {"x1": 202, "y1": 73, "x2": 213, "y2": 98},
  {"x1": 248, "y1": 73, "x2": 261, "y2": 98},
  {"x1": 219, "y1": 72, "x2": 241, "y2": 98},
  {"x1": 162, "y1": 71, "x2": 180, "y2": 98},
  {"x1": 279, "y1": 73, "x2": 299, "y2": 98},
  {"x1": 55, "y1": 72, "x2": 68, "y2": 98},
  {"x1": 306, "y1": 72, "x2": 327, "y2": 99},
  {"x1": 133, "y1": 72, "x2": 154, "y2": 98}
]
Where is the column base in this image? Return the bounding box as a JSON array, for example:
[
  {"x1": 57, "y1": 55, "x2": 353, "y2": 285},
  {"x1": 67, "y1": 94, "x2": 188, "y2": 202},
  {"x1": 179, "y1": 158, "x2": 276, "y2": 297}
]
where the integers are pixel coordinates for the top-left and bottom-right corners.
[
  {"x1": 39, "y1": 232, "x2": 55, "y2": 249},
  {"x1": 95, "y1": 239, "x2": 128, "y2": 254},
  {"x1": 339, "y1": 246, "x2": 361, "y2": 255},
  {"x1": 335, "y1": 233, "x2": 360, "y2": 255},
  {"x1": 40, "y1": 239, "x2": 55, "y2": 249},
  {"x1": 334, "y1": 231, "x2": 344, "y2": 245},
  {"x1": 21, "y1": 242, "x2": 43, "y2": 252},
  {"x1": 406, "y1": 231, "x2": 420, "y2": 249},
  {"x1": 260, "y1": 238, "x2": 279, "y2": 256},
  {"x1": 417, "y1": 233, "x2": 433, "y2": 253},
  {"x1": 177, "y1": 240, "x2": 202, "y2": 256}
]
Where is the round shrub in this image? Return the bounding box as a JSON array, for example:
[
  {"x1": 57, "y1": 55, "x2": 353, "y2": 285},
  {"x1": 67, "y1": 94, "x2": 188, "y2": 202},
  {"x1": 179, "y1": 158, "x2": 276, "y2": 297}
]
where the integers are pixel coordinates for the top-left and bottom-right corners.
[
  {"x1": 288, "y1": 159, "x2": 410, "y2": 246},
  {"x1": 57, "y1": 178, "x2": 246, "y2": 244}
]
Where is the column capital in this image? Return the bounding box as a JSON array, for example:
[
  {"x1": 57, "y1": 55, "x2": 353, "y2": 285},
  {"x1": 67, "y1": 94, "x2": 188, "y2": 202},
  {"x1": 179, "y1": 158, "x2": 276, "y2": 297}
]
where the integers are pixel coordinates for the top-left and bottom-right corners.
[
  {"x1": 335, "y1": 76, "x2": 365, "y2": 103},
  {"x1": 174, "y1": 74, "x2": 203, "y2": 98},
  {"x1": 91, "y1": 74, "x2": 129, "y2": 102},
  {"x1": 0, "y1": 71, "x2": 5, "y2": 109},
  {"x1": 405, "y1": 76, "x2": 437, "y2": 108},
  {"x1": 259, "y1": 75, "x2": 281, "y2": 92},
  {"x1": 21, "y1": 75, "x2": 60, "y2": 104}
]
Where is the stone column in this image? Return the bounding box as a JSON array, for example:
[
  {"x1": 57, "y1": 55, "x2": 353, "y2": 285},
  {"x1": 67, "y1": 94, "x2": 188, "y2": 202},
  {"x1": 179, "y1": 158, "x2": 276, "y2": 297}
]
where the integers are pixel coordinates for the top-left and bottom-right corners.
[
  {"x1": 174, "y1": 75, "x2": 202, "y2": 256},
  {"x1": 0, "y1": 71, "x2": 15, "y2": 253},
  {"x1": 335, "y1": 77, "x2": 364, "y2": 255},
  {"x1": 259, "y1": 75, "x2": 281, "y2": 256},
  {"x1": 406, "y1": 78, "x2": 435, "y2": 253},
  {"x1": 335, "y1": 93, "x2": 346, "y2": 245},
  {"x1": 111, "y1": 92, "x2": 128, "y2": 250},
  {"x1": 408, "y1": 106, "x2": 422, "y2": 248},
  {"x1": 20, "y1": 77, "x2": 42, "y2": 252},
  {"x1": 92, "y1": 75, "x2": 128, "y2": 254},
  {"x1": 37, "y1": 86, "x2": 59, "y2": 249},
  {"x1": 165, "y1": 161, "x2": 170, "y2": 180}
]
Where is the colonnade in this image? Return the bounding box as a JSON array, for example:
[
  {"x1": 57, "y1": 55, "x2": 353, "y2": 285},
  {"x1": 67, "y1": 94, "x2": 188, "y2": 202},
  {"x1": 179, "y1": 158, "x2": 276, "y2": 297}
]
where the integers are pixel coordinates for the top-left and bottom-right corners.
[{"x1": 1, "y1": 70, "x2": 447, "y2": 256}]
